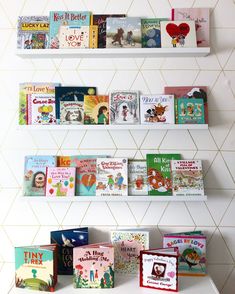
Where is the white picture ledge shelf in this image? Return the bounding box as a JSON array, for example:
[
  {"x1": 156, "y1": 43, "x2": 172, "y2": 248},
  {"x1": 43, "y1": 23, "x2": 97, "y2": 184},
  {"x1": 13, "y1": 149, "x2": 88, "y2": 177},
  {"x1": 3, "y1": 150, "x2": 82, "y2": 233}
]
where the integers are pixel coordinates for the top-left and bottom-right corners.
[{"x1": 16, "y1": 47, "x2": 210, "y2": 58}]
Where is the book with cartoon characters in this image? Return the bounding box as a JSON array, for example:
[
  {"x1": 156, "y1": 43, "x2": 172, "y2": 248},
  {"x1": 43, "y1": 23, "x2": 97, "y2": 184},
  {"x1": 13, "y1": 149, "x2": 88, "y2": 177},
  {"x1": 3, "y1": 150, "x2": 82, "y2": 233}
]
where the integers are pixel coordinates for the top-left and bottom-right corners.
[
  {"x1": 128, "y1": 160, "x2": 148, "y2": 196},
  {"x1": 147, "y1": 154, "x2": 181, "y2": 196},
  {"x1": 84, "y1": 95, "x2": 109, "y2": 124},
  {"x1": 177, "y1": 98, "x2": 205, "y2": 124},
  {"x1": 23, "y1": 156, "x2": 57, "y2": 196},
  {"x1": 59, "y1": 25, "x2": 90, "y2": 49}
]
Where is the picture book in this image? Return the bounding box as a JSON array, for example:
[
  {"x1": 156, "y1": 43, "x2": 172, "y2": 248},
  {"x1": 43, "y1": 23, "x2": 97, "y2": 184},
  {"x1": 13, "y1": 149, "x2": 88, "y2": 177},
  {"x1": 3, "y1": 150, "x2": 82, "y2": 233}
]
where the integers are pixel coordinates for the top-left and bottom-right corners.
[
  {"x1": 23, "y1": 156, "x2": 57, "y2": 196},
  {"x1": 140, "y1": 95, "x2": 175, "y2": 124},
  {"x1": 27, "y1": 93, "x2": 56, "y2": 125},
  {"x1": 89, "y1": 25, "x2": 98, "y2": 48},
  {"x1": 60, "y1": 101, "x2": 84, "y2": 125},
  {"x1": 96, "y1": 158, "x2": 128, "y2": 196},
  {"x1": 172, "y1": 8, "x2": 210, "y2": 47},
  {"x1": 106, "y1": 17, "x2": 141, "y2": 48},
  {"x1": 111, "y1": 230, "x2": 149, "y2": 274},
  {"x1": 161, "y1": 20, "x2": 197, "y2": 48},
  {"x1": 84, "y1": 95, "x2": 109, "y2": 124},
  {"x1": 128, "y1": 160, "x2": 148, "y2": 196},
  {"x1": 92, "y1": 14, "x2": 125, "y2": 48},
  {"x1": 141, "y1": 18, "x2": 168, "y2": 48},
  {"x1": 59, "y1": 25, "x2": 89, "y2": 49},
  {"x1": 15, "y1": 244, "x2": 58, "y2": 292},
  {"x1": 45, "y1": 167, "x2": 76, "y2": 197},
  {"x1": 49, "y1": 11, "x2": 91, "y2": 48},
  {"x1": 146, "y1": 154, "x2": 181, "y2": 196},
  {"x1": 140, "y1": 247, "x2": 179, "y2": 292},
  {"x1": 73, "y1": 243, "x2": 114, "y2": 288},
  {"x1": 57, "y1": 155, "x2": 107, "y2": 167},
  {"x1": 110, "y1": 91, "x2": 139, "y2": 125},
  {"x1": 163, "y1": 231, "x2": 206, "y2": 276},
  {"x1": 17, "y1": 16, "x2": 49, "y2": 49},
  {"x1": 171, "y1": 160, "x2": 204, "y2": 196},
  {"x1": 177, "y1": 98, "x2": 205, "y2": 124},
  {"x1": 51, "y1": 227, "x2": 88, "y2": 275}
]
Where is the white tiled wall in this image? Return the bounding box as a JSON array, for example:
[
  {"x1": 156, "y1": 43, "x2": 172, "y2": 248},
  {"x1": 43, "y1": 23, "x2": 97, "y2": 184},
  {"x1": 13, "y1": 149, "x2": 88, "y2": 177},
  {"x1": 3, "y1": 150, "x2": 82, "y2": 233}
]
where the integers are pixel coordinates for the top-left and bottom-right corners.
[{"x1": 0, "y1": 0, "x2": 234, "y2": 293}]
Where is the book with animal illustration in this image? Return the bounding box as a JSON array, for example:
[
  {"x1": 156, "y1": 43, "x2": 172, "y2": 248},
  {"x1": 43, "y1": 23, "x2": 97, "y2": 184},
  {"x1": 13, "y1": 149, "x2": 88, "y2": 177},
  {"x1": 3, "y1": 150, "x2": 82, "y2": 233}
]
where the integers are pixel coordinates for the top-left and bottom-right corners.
[
  {"x1": 59, "y1": 25, "x2": 89, "y2": 48},
  {"x1": 171, "y1": 160, "x2": 204, "y2": 196},
  {"x1": 15, "y1": 244, "x2": 58, "y2": 292},
  {"x1": 110, "y1": 91, "x2": 139, "y2": 124},
  {"x1": 177, "y1": 98, "x2": 205, "y2": 124},
  {"x1": 163, "y1": 231, "x2": 206, "y2": 276},
  {"x1": 161, "y1": 20, "x2": 197, "y2": 48},
  {"x1": 84, "y1": 95, "x2": 109, "y2": 124},
  {"x1": 140, "y1": 95, "x2": 175, "y2": 124},
  {"x1": 140, "y1": 247, "x2": 179, "y2": 292},
  {"x1": 23, "y1": 156, "x2": 57, "y2": 196},
  {"x1": 106, "y1": 17, "x2": 141, "y2": 48},
  {"x1": 172, "y1": 8, "x2": 210, "y2": 47},
  {"x1": 128, "y1": 160, "x2": 148, "y2": 196},
  {"x1": 17, "y1": 16, "x2": 49, "y2": 49},
  {"x1": 111, "y1": 230, "x2": 149, "y2": 274},
  {"x1": 51, "y1": 227, "x2": 88, "y2": 275},
  {"x1": 147, "y1": 154, "x2": 181, "y2": 196},
  {"x1": 73, "y1": 243, "x2": 114, "y2": 288},
  {"x1": 45, "y1": 167, "x2": 76, "y2": 197},
  {"x1": 96, "y1": 158, "x2": 128, "y2": 196}
]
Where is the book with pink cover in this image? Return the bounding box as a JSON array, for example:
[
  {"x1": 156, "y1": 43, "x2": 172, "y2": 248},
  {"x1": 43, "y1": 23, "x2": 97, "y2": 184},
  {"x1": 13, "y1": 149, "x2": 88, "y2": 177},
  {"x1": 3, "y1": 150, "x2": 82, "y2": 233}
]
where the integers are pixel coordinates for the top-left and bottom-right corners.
[{"x1": 45, "y1": 167, "x2": 76, "y2": 196}]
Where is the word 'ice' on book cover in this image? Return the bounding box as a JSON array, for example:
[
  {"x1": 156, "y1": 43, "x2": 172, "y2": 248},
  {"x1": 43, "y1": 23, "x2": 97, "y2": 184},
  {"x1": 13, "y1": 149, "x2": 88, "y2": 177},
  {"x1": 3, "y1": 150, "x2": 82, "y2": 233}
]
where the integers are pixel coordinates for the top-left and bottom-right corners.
[{"x1": 128, "y1": 160, "x2": 148, "y2": 195}]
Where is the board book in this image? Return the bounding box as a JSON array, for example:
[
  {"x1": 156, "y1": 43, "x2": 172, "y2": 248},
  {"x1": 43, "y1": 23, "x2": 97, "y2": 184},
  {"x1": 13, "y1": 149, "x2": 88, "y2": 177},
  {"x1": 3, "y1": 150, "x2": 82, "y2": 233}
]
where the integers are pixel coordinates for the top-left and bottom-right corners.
[
  {"x1": 59, "y1": 25, "x2": 89, "y2": 49},
  {"x1": 128, "y1": 160, "x2": 148, "y2": 196},
  {"x1": 177, "y1": 98, "x2": 205, "y2": 124},
  {"x1": 84, "y1": 95, "x2": 109, "y2": 124}
]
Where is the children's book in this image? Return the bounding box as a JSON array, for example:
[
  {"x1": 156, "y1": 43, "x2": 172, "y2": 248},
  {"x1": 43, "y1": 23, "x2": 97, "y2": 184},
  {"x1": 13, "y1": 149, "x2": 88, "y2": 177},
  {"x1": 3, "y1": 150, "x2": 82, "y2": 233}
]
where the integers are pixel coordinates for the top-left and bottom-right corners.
[
  {"x1": 51, "y1": 228, "x2": 88, "y2": 275},
  {"x1": 177, "y1": 98, "x2": 205, "y2": 124},
  {"x1": 140, "y1": 247, "x2": 179, "y2": 292},
  {"x1": 15, "y1": 244, "x2": 58, "y2": 292},
  {"x1": 27, "y1": 93, "x2": 56, "y2": 125},
  {"x1": 140, "y1": 95, "x2": 175, "y2": 124},
  {"x1": 49, "y1": 11, "x2": 91, "y2": 48},
  {"x1": 128, "y1": 160, "x2": 148, "y2": 196},
  {"x1": 73, "y1": 243, "x2": 114, "y2": 288},
  {"x1": 141, "y1": 18, "x2": 168, "y2": 48},
  {"x1": 17, "y1": 16, "x2": 49, "y2": 49},
  {"x1": 110, "y1": 91, "x2": 139, "y2": 125},
  {"x1": 45, "y1": 167, "x2": 76, "y2": 197},
  {"x1": 106, "y1": 17, "x2": 141, "y2": 48},
  {"x1": 96, "y1": 158, "x2": 128, "y2": 196},
  {"x1": 84, "y1": 95, "x2": 109, "y2": 124},
  {"x1": 92, "y1": 14, "x2": 125, "y2": 48},
  {"x1": 89, "y1": 25, "x2": 98, "y2": 48},
  {"x1": 60, "y1": 101, "x2": 84, "y2": 125},
  {"x1": 147, "y1": 154, "x2": 181, "y2": 196},
  {"x1": 172, "y1": 8, "x2": 210, "y2": 47},
  {"x1": 163, "y1": 231, "x2": 206, "y2": 276},
  {"x1": 111, "y1": 230, "x2": 149, "y2": 274},
  {"x1": 171, "y1": 160, "x2": 204, "y2": 196},
  {"x1": 59, "y1": 25, "x2": 89, "y2": 49},
  {"x1": 23, "y1": 156, "x2": 57, "y2": 196},
  {"x1": 161, "y1": 20, "x2": 197, "y2": 48}
]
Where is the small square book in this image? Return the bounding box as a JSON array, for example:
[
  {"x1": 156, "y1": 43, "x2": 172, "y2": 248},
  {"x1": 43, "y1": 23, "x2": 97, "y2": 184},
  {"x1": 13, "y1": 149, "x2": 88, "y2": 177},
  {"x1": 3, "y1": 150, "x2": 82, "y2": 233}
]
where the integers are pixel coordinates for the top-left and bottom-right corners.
[{"x1": 177, "y1": 98, "x2": 205, "y2": 124}]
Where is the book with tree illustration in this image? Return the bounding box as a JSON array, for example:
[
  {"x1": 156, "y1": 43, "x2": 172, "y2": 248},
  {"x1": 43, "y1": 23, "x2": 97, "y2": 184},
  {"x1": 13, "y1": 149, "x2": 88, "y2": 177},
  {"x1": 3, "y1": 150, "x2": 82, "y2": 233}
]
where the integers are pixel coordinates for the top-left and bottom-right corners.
[
  {"x1": 84, "y1": 95, "x2": 109, "y2": 124},
  {"x1": 128, "y1": 160, "x2": 148, "y2": 195}
]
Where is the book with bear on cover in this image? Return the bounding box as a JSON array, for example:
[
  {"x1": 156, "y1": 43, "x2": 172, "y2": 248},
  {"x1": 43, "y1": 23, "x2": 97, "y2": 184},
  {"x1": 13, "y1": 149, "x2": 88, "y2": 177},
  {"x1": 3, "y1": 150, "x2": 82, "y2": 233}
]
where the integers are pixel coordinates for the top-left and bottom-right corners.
[
  {"x1": 128, "y1": 160, "x2": 148, "y2": 196},
  {"x1": 73, "y1": 243, "x2": 114, "y2": 288},
  {"x1": 84, "y1": 95, "x2": 109, "y2": 124},
  {"x1": 177, "y1": 98, "x2": 205, "y2": 124},
  {"x1": 51, "y1": 227, "x2": 88, "y2": 275}
]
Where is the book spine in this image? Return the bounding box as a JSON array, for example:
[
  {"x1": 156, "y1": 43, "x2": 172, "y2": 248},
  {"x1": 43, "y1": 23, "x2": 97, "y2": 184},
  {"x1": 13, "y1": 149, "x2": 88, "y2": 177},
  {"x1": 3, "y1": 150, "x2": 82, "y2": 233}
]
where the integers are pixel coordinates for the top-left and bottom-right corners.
[
  {"x1": 26, "y1": 94, "x2": 31, "y2": 124},
  {"x1": 171, "y1": 9, "x2": 175, "y2": 20},
  {"x1": 89, "y1": 25, "x2": 98, "y2": 48}
]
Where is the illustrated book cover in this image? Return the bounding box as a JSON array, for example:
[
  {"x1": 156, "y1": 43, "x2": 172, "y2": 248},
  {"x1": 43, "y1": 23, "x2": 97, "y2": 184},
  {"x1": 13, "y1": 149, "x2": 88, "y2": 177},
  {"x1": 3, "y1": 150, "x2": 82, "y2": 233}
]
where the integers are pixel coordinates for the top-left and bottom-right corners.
[
  {"x1": 57, "y1": 155, "x2": 105, "y2": 167},
  {"x1": 111, "y1": 230, "x2": 149, "y2": 274},
  {"x1": 84, "y1": 95, "x2": 109, "y2": 124},
  {"x1": 128, "y1": 160, "x2": 148, "y2": 196},
  {"x1": 73, "y1": 243, "x2": 114, "y2": 288},
  {"x1": 59, "y1": 25, "x2": 89, "y2": 49},
  {"x1": 23, "y1": 156, "x2": 57, "y2": 196},
  {"x1": 177, "y1": 98, "x2": 205, "y2": 124},
  {"x1": 140, "y1": 247, "x2": 179, "y2": 292},
  {"x1": 51, "y1": 227, "x2": 88, "y2": 275}
]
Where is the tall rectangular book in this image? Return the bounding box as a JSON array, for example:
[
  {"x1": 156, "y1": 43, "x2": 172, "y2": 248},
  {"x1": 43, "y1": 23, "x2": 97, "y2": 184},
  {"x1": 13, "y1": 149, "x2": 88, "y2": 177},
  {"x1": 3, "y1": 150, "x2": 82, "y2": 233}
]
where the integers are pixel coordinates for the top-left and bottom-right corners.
[{"x1": 128, "y1": 160, "x2": 148, "y2": 196}]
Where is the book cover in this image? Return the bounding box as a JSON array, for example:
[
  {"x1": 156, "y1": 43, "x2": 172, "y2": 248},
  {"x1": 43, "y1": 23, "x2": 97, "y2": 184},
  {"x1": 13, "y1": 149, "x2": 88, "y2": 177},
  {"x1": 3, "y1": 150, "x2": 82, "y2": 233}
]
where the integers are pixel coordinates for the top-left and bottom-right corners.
[
  {"x1": 73, "y1": 243, "x2": 114, "y2": 288},
  {"x1": 140, "y1": 247, "x2": 179, "y2": 292},
  {"x1": 60, "y1": 101, "x2": 84, "y2": 125},
  {"x1": 45, "y1": 167, "x2": 76, "y2": 197},
  {"x1": 128, "y1": 160, "x2": 148, "y2": 196},
  {"x1": 84, "y1": 95, "x2": 109, "y2": 124},
  {"x1": 172, "y1": 8, "x2": 210, "y2": 47},
  {"x1": 89, "y1": 25, "x2": 98, "y2": 48},
  {"x1": 106, "y1": 17, "x2": 141, "y2": 48},
  {"x1": 163, "y1": 231, "x2": 206, "y2": 276},
  {"x1": 49, "y1": 11, "x2": 91, "y2": 48},
  {"x1": 59, "y1": 25, "x2": 89, "y2": 49},
  {"x1": 51, "y1": 228, "x2": 88, "y2": 275},
  {"x1": 96, "y1": 158, "x2": 128, "y2": 196},
  {"x1": 177, "y1": 98, "x2": 205, "y2": 124},
  {"x1": 111, "y1": 230, "x2": 149, "y2": 274},
  {"x1": 23, "y1": 156, "x2": 57, "y2": 196},
  {"x1": 15, "y1": 244, "x2": 57, "y2": 291},
  {"x1": 161, "y1": 20, "x2": 197, "y2": 48},
  {"x1": 147, "y1": 154, "x2": 181, "y2": 196},
  {"x1": 110, "y1": 91, "x2": 139, "y2": 125},
  {"x1": 171, "y1": 160, "x2": 204, "y2": 196},
  {"x1": 17, "y1": 16, "x2": 49, "y2": 49},
  {"x1": 57, "y1": 155, "x2": 106, "y2": 167},
  {"x1": 140, "y1": 95, "x2": 175, "y2": 124}
]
